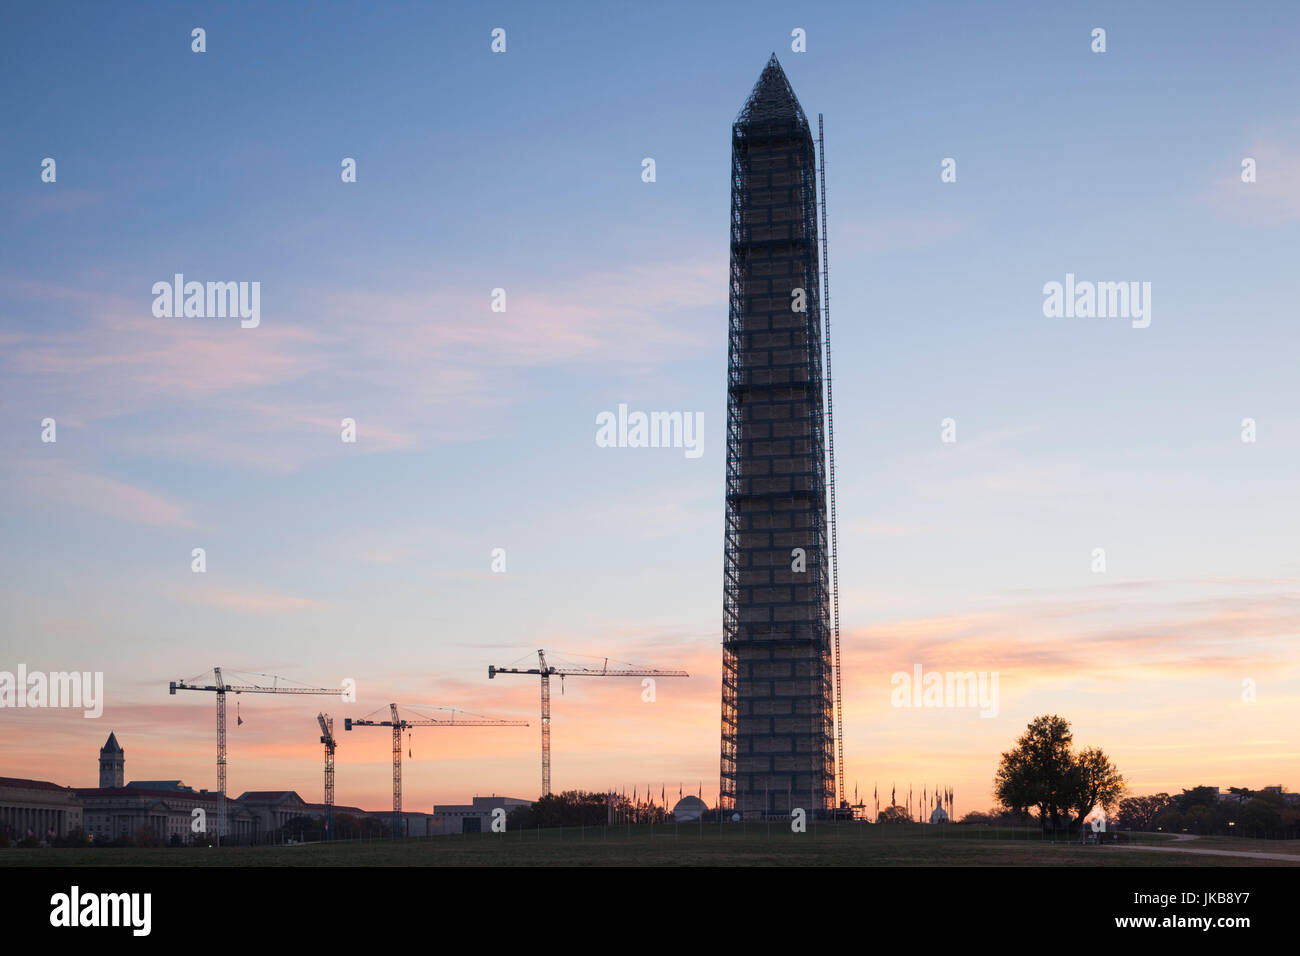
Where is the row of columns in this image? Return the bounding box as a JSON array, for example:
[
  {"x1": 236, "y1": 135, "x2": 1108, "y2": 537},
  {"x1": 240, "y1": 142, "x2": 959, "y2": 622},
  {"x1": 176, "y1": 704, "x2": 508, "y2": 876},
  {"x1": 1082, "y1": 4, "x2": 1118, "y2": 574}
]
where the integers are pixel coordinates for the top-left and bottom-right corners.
[
  {"x1": 0, "y1": 801, "x2": 303, "y2": 843},
  {"x1": 0, "y1": 803, "x2": 74, "y2": 838}
]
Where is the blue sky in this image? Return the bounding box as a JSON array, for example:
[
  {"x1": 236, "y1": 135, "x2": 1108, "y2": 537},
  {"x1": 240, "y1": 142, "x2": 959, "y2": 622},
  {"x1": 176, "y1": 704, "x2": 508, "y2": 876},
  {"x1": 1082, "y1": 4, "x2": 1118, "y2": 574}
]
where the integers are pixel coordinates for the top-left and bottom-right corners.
[{"x1": 2, "y1": 1, "x2": 1298, "y2": 811}]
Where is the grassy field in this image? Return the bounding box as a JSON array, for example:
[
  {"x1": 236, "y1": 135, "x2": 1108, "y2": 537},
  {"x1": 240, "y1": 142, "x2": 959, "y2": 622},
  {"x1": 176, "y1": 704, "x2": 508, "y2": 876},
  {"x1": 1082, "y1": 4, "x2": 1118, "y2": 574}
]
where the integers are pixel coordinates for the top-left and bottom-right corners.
[{"x1": 2, "y1": 824, "x2": 1295, "y2": 866}]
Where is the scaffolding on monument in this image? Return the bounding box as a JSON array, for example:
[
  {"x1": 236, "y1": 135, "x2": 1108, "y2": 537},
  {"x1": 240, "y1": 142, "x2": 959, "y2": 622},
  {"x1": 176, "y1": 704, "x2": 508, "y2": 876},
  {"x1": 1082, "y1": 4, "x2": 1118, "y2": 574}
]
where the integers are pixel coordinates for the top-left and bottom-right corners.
[{"x1": 721, "y1": 54, "x2": 835, "y2": 818}]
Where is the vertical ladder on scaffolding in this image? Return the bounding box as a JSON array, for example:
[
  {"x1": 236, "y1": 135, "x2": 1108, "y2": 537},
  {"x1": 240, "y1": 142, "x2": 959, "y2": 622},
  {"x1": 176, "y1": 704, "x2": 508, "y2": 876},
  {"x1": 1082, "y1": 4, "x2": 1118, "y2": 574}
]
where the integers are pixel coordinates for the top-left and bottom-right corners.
[{"x1": 818, "y1": 113, "x2": 845, "y2": 808}]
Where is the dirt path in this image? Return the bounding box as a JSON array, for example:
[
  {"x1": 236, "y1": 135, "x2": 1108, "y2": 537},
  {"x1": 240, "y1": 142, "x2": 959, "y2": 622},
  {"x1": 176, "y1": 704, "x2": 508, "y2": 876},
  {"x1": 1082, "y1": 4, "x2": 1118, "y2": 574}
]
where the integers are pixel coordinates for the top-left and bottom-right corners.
[{"x1": 1109, "y1": 842, "x2": 1300, "y2": 863}]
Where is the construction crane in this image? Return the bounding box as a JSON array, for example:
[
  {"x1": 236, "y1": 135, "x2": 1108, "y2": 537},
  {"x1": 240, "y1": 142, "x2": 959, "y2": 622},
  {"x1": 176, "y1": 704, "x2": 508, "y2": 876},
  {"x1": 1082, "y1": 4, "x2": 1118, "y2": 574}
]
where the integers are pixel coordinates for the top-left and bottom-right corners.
[
  {"x1": 317, "y1": 713, "x2": 336, "y2": 840},
  {"x1": 487, "y1": 649, "x2": 689, "y2": 798},
  {"x1": 344, "y1": 703, "x2": 527, "y2": 837},
  {"x1": 818, "y1": 113, "x2": 846, "y2": 809},
  {"x1": 169, "y1": 667, "x2": 341, "y2": 845}
]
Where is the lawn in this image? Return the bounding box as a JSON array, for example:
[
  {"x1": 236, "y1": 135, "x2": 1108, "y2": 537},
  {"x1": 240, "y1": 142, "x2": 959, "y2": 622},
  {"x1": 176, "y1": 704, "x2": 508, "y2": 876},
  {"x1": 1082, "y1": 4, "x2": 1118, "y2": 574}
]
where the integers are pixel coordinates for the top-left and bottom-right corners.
[{"x1": 2, "y1": 824, "x2": 1293, "y2": 866}]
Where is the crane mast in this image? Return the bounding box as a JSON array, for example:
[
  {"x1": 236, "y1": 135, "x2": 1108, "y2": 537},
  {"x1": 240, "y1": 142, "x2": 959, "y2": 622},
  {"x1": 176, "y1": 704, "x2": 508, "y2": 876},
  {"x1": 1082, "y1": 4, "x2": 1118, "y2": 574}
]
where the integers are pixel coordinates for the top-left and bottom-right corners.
[
  {"x1": 344, "y1": 703, "x2": 527, "y2": 837},
  {"x1": 169, "y1": 667, "x2": 340, "y2": 844},
  {"x1": 390, "y1": 703, "x2": 401, "y2": 829},
  {"x1": 539, "y1": 650, "x2": 551, "y2": 800},
  {"x1": 317, "y1": 713, "x2": 336, "y2": 840},
  {"x1": 216, "y1": 668, "x2": 226, "y2": 837},
  {"x1": 488, "y1": 649, "x2": 689, "y2": 797}
]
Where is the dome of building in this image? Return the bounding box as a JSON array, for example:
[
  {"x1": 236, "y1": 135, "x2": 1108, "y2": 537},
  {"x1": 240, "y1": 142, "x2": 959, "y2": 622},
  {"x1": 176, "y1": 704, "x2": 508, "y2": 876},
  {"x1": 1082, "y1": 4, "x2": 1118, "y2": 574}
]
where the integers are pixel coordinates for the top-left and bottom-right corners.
[
  {"x1": 671, "y1": 795, "x2": 707, "y2": 822},
  {"x1": 929, "y1": 802, "x2": 949, "y2": 824}
]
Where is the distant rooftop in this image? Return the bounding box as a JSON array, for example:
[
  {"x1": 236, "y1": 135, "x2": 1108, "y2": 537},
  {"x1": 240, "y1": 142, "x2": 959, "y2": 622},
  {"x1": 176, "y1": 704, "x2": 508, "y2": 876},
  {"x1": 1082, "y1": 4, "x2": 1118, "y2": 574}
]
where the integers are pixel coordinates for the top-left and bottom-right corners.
[
  {"x1": 301, "y1": 802, "x2": 371, "y2": 817},
  {"x1": 0, "y1": 776, "x2": 73, "y2": 792},
  {"x1": 75, "y1": 786, "x2": 219, "y2": 802},
  {"x1": 237, "y1": 791, "x2": 303, "y2": 804},
  {"x1": 126, "y1": 780, "x2": 194, "y2": 792}
]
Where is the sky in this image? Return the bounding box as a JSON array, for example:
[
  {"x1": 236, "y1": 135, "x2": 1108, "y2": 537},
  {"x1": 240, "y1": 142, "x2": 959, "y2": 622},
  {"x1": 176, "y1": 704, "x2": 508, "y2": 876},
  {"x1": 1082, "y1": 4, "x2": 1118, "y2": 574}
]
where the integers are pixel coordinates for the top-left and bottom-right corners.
[{"x1": 1, "y1": 1, "x2": 1298, "y2": 817}]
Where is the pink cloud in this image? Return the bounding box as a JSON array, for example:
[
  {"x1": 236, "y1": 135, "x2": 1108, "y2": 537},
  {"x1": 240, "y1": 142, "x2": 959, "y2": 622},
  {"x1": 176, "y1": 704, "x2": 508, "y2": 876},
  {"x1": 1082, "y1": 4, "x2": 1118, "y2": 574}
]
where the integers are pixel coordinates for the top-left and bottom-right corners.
[
  {"x1": 186, "y1": 587, "x2": 325, "y2": 614},
  {"x1": 320, "y1": 255, "x2": 723, "y2": 371},
  {"x1": 1207, "y1": 135, "x2": 1300, "y2": 224},
  {"x1": 0, "y1": 256, "x2": 722, "y2": 476},
  {"x1": 13, "y1": 457, "x2": 194, "y2": 528},
  {"x1": 8, "y1": 189, "x2": 105, "y2": 218}
]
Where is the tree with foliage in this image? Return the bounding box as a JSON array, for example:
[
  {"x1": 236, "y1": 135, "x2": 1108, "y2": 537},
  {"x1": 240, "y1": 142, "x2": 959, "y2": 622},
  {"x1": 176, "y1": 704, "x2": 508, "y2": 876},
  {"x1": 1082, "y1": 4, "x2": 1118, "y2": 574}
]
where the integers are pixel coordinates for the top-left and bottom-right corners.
[
  {"x1": 960, "y1": 808, "x2": 1024, "y2": 826},
  {"x1": 1235, "y1": 798, "x2": 1282, "y2": 834},
  {"x1": 877, "y1": 804, "x2": 912, "y2": 823},
  {"x1": 995, "y1": 715, "x2": 1126, "y2": 834},
  {"x1": 331, "y1": 811, "x2": 389, "y2": 840},
  {"x1": 1176, "y1": 786, "x2": 1221, "y2": 810},
  {"x1": 51, "y1": 828, "x2": 89, "y2": 848},
  {"x1": 992, "y1": 749, "x2": 1034, "y2": 819},
  {"x1": 131, "y1": 826, "x2": 162, "y2": 848},
  {"x1": 994, "y1": 714, "x2": 1075, "y2": 828},
  {"x1": 276, "y1": 814, "x2": 325, "y2": 843},
  {"x1": 1117, "y1": 793, "x2": 1171, "y2": 831},
  {"x1": 507, "y1": 790, "x2": 612, "y2": 829},
  {"x1": 1065, "y1": 746, "x2": 1126, "y2": 833},
  {"x1": 1277, "y1": 796, "x2": 1300, "y2": 839}
]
